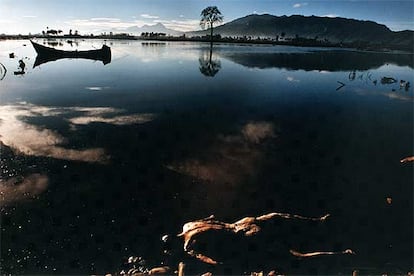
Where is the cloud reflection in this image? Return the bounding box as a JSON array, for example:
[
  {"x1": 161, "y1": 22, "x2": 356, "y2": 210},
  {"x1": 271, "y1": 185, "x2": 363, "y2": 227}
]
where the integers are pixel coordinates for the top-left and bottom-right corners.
[
  {"x1": 241, "y1": 121, "x2": 276, "y2": 143},
  {"x1": 287, "y1": 76, "x2": 300, "y2": 83},
  {"x1": 85, "y1": 86, "x2": 110, "y2": 91},
  {"x1": 0, "y1": 174, "x2": 48, "y2": 207},
  {"x1": 69, "y1": 113, "x2": 155, "y2": 126},
  {"x1": 0, "y1": 104, "x2": 156, "y2": 162},
  {"x1": 168, "y1": 121, "x2": 276, "y2": 184},
  {"x1": 0, "y1": 105, "x2": 107, "y2": 163}
]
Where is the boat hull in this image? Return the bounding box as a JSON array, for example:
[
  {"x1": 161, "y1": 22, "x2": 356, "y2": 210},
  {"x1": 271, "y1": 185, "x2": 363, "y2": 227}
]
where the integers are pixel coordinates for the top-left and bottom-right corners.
[{"x1": 31, "y1": 41, "x2": 111, "y2": 67}]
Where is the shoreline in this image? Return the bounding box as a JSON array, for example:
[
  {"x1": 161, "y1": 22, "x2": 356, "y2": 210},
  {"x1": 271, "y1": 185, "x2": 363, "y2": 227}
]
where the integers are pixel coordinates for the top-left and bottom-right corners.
[{"x1": 1, "y1": 35, "x2": 412, "y2": 54}]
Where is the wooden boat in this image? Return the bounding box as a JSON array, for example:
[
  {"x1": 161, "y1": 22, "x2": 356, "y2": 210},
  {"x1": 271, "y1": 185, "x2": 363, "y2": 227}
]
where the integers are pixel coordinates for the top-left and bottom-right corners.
[{"x1": 31, "y1": 40, "x2": 111, "y2": 67}]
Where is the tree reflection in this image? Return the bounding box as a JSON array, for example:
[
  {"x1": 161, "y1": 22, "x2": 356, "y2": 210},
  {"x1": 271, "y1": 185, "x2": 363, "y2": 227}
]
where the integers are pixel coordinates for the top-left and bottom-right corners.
[{"x1": 199, "y1": 44, "x2": 221, "y2": 77}]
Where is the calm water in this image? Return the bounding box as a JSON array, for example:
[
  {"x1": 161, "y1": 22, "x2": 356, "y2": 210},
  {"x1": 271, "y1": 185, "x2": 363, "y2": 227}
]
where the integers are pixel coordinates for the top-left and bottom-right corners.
[{"x1": 0, "y1": 39, "x2": 413, "y2": 274}]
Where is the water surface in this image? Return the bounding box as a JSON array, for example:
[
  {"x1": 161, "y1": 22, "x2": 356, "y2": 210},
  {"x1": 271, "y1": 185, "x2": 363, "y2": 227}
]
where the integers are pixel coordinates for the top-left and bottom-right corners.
[{"x1": 0, "y1": 39, "x2": 413, "y2": 274}]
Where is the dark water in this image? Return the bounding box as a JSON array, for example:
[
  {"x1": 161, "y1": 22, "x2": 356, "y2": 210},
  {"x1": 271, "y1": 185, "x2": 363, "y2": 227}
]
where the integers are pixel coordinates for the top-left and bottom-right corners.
[{"x1": 0, "y1": 39, "x2": 413, "y2": 274}]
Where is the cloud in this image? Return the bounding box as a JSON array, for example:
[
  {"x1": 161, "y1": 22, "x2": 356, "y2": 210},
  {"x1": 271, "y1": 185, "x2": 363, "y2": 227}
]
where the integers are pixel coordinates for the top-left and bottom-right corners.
[
  {"x1": 64, "y1": 18, "x2": 141, "y2": 32},
  {"x1": 22, "y1": 15, "x2": 37, "y2": 18},
  {"x1": 0, "y1": 19, "x2": 16, "y2": 24},
  {"x1": 141, "y1": 14, "x2": 159, "y2": 19},
  {"x1": 153, "y1": 19, "x2": 200, "y2": 32},
  {"x1": 293, "y1": 2, "x2": 308, "y2": 8},
  {"x1": 90, "y1": 17, "x2": 121, "y2": 22},
  {"x1": 380, "y1": 21, "x2": 414, "y2": 31},
  {"x1": 323, "y1": 14, "x2": 339, "y2": 18},
  {"x1": 65, "y1": 16, "x2": 198, "y2": 33}
]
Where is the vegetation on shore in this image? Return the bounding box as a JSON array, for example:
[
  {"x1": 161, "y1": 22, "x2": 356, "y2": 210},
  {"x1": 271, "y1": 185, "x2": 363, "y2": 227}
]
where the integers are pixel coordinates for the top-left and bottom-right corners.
[{"x1": 1, "y1": 33, "x2": 411, "y2": 53}]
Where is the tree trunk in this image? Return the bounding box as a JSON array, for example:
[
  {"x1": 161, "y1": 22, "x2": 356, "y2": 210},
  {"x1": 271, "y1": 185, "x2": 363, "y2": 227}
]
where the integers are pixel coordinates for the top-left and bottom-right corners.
[{"x1": 210, "y1": 22, "x2": 213, "y2": 43}]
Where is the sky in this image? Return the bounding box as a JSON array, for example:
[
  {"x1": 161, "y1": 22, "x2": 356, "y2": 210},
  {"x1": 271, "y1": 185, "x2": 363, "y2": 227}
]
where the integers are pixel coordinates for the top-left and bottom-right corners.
[{"x1": 0, "y1": 0, "x2": 413, "y2": 35}]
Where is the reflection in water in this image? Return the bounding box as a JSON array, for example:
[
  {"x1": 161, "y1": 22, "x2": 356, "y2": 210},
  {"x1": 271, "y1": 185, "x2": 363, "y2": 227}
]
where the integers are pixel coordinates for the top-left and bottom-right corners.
[
  {"x1": 220, "y1": 50, "x2": 414, "y2": 71},
  {"x1": 168, "y1": 121, "x2": 276, "y2": 184},
  {"x1": 199, "y1": 45, "x2": 221, "y2": 77},
  {"x1": 85, "y1": 86, "x2": 110, "y2": 91},
  {"x1": 142, "y1": 42, "x2": 166, "y2": 47},
  {"x1": 241, "y1": 121, "x2": 276, "y2": 143},
  {"x1": 385, "y1": 92, "x2": 413, "y2": 101},
  {"x1": 340, "y1": 70, "x2": 413, "y2": 101},
  {"x1": 68, "y1": 108, "x2": 155, "y2": 126},
  {"x1": 0, "y1": 40, "x2": 412, "y2": 274},
  {"x1": 67, "y1": 40, "x2": 79, "y2": 47},
  {"x1": 0, "y1": 173, "x2": 48, "y2": 207},
  {"x1": 46, "y1": 41, "x2": 63, "y2": 47},
  {"x1": 286, "y1": 76, "x2": 300, "y2": 83},
  {"x1": 32, "y1": 41, "x2": 111, "y2": 68},
  {"x1": 0, "y1": 104, "x2": 156, "y2": 162}
]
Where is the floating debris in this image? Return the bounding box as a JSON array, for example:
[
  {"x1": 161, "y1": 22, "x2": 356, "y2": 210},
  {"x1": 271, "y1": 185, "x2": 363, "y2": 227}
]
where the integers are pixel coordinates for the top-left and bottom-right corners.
[
  {"x1": 161, "y1": 235, "x2": 169, "y2": 243},
  {"x1": 381, "y1": 77, "x2": 397, "y2": 84},
  {"x1": 289, "y1": 249, "x2": 355, "y2": 258},
  {"x1": 349, "y1": 71, "x2": 356, "y2": 81},
  {"x1": 400, "y1": 80, "x2": 410, "y2": 91},
  {"x1": 0, "y1": 62, "x2": 6, "y2": 80},
  {"x1": 178, "y1": 262, "x2": 185, "y2": 276},
  {"x1": 119, "y1": 256, "x2": 170, "y2": 275},
  {"x1": 400, "y1": 156, "x2": 414, "y2": 163},
  {"x1": 19, "y1": 59, "x2": 26, "y2": 71},
  {"x1": 14, "y1": 60, "x2": 26, "y2": 75},
  {"x1": 178, "y1": 212, "x2": 331, "y2": 264},
  {"x1": 336, "y1": 81, "x2": 346, "y2": 91},
  {"x1": 9, "y1": 53, "x2": 15, "y2": 58},
  {"x1": 148, "y1": 266, "x2": 170, "y2": 275}
]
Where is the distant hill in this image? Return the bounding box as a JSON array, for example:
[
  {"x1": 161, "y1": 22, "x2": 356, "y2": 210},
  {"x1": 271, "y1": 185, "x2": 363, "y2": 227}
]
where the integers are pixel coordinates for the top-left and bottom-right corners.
[
  {"x1": 126, "y1": 23, "x2": 182, "y2": 36},
  {"x1": 187, "y1": 14, "x2": 413, "y2": 50}
]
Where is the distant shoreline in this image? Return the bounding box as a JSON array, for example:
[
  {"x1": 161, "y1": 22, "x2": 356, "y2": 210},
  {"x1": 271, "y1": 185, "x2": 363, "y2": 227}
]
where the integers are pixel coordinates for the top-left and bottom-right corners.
[{"x1": 1, "y1": 35, "x2": 412, "y2": 53}]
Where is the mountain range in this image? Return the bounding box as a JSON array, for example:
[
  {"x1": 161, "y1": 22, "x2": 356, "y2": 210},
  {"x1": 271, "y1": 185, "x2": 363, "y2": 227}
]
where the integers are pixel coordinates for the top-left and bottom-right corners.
[
  {"x1": 126, "y1": 23, "x2": 182, "y2": 36},
  {"x1": 187, "y1": 14, "x2": 413, "y2": 50},
  {"x1": 118, "y1": 14, "x2": 412, "y2": 50}
]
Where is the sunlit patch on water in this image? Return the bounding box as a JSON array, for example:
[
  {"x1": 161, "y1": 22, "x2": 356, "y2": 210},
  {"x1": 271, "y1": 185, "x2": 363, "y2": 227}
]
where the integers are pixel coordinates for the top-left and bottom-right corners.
[{"x1": 0, "y1": 173, "x2": 48, "y2": 207}]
